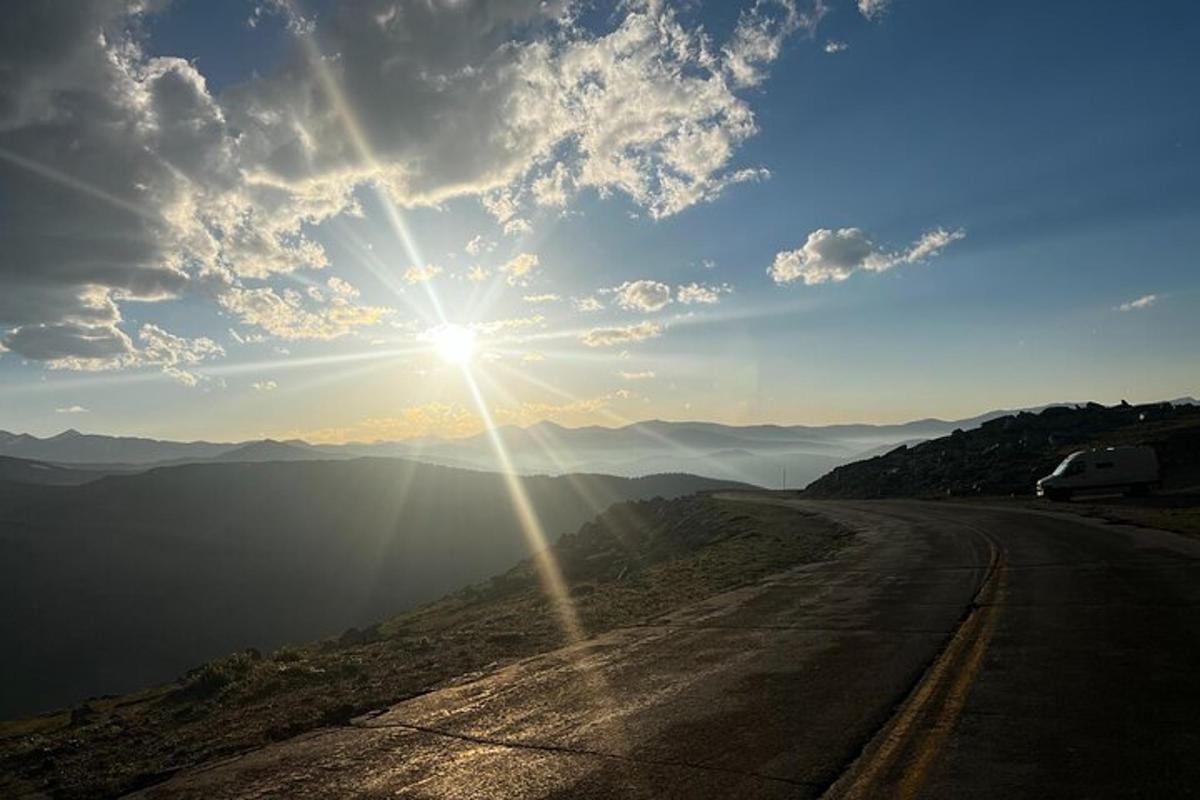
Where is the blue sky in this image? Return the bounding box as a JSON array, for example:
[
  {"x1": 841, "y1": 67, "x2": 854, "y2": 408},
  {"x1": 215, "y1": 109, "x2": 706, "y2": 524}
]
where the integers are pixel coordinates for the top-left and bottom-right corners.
[{"x1": 1, "y1": 0, "x2": 1196, "y2": 441}]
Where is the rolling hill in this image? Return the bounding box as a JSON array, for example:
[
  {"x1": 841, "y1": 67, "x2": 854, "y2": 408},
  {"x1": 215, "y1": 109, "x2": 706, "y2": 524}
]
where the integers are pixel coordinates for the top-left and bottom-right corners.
[{"x1": 0, "y1": 458, "x2": 745, "y2": 719}]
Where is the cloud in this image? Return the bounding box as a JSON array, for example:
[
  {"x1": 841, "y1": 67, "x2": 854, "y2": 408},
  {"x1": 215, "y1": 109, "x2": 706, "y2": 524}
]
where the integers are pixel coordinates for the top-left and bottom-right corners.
[
  {"x1": 573, "y1": 296, "x2": 605, "y2": 312},
  {"x1": 403, "y1": 263, "x2": 443, "y2": 284},
  {"x1": 1116, "y1": 294, "x2": 1158, "y2": 312},
  {"x1": 724, "y1": 0, "x2": 825, "y2": 89},
  {"x1": 219, "y1": 286, "x2": 389, "y2": 340},
  {"x1": 858, "y1": 0, "x2": 890, "y2": 20},
  {"x1": 326, "y1": 276, "x2": 359, "y2": 298},
  {"x1": 466, "y1": 265, "x2": 491, "y2": 283},
  {"x1": 499, "y1": 253, "x2": 540, "y2": 286},
  {"x1": 523, "y1": 294, "x2": 560, "y2": 304},
  {"x1": 474, "y1": 315, "x2": 546, "y2": 337},
  {"x1": 493, "y1": 393, "x2": 627, "y2": 427},
  {"x1": 252, "y1": 380, "x2": 278, "y2": 391},
  {"x1": 55, "y1": 405, "x2": 89, "y2": 414},
  {"x1": 521, "y1": 351, "x2": 546, "y2": 362},
  {"x1": 677, "y1": 282, "x2": 731, "y2": 304},
  {"x1": 289, "y1": 403, "x2": 484, "y2": 443},
  {"x1": 619, "y1": 370, "x2": 656, "y2": 380},
  {"x1": 291, "y1": 390, "x2": 633, "y2": 443},
  {"x1": 137, "y1": 324, "x2": 226, "y2": 386},
  {"x1": 3, "y1": 320, "x2": 223, "y2": 385},
  {"x1": 769, "y1": 226, "x2": 965, "y2": 285},
  {"x1": 614, "y1": 280, "x2": 672, "y2": 312},
  {"x1": 582, "y1": 321, "x2": 664, "y2": 347},
  {"x1": 1, "y1": 0, "x2": 819, "y2": 368},
  {"x1": 464, "y1": 235, "x2": 492, "y2": 256},
  {"x1": 824, "y1": 40, "x2": 848, "y2": 54}
]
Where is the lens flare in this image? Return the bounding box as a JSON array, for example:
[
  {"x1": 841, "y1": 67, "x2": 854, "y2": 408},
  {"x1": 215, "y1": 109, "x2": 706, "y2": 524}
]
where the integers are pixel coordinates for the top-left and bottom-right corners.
[{"x1": 426, "y1": 323, "x2": 477, "y2": 366}]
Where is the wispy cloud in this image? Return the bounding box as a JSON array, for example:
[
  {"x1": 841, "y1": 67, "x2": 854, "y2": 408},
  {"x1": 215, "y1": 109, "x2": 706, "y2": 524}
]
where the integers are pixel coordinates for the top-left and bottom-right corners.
[
  {"x1": 769, "y1": 226, "x2": 966, "y2": 285},
  {"x1": 499, "y1": 253, "x2": 540, "y2": 286},
  {"x1": 858, "y1": 0, "x2": 891, "y2": 20},
  {"x1": 677, "y1": 282, "x2": 731, "y2": 304},
  {"x1": 402, "y1": 264, "x2": 443, "y2": 284},
  {"x1": 582, "y1": 321, "x2": 664, "y2": 347},
  {"x1": 55, "y1": 405, "x2": 89, "y2": 414},
  {"x1": 1116, "y1": 294, "x2": 1158, "y2": 312}
]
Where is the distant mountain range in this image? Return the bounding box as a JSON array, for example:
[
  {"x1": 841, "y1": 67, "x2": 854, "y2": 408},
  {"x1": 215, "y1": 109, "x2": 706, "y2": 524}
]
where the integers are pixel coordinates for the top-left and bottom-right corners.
[
  {"x1": 12, "y1": 400, "x2": 1193, "y2": 489},
  {"x1": 0, "y1": 458, "x2": 745, "y2": 719}
]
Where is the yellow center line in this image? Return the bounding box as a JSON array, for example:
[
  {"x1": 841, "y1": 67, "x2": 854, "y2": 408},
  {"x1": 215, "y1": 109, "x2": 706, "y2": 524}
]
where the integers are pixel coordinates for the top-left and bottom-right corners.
[
  {"x1": 829, "y1": 529, "x2": 1007, "y2": 800},
  {"x1": 897, "y1": 553, "x2": 1008, "y2": 798}
]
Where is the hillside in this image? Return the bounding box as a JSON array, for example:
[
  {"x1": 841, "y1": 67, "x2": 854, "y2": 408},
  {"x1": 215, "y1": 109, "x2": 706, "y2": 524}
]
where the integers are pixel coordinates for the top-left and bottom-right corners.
[
  {"x1": 0, "y1": 493, "x2": 851, "y2": 800},
  {"x1": 804, "y1": 401, "x2": 1200, "y2": 499},
  {"x1": 0, "y1": 456, "x2": 106, "y2": 486},
  {"x1": 0, "y1": 458, "x2": 744, "y2": 719}
]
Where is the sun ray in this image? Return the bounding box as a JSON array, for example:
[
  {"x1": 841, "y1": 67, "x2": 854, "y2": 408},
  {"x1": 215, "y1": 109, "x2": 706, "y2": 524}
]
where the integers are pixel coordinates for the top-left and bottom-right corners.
[
  {"x1": 458, "y1": 366, "x2": 584, "y2": 643},
  {"x1": 0, "y1": 146, "x2": 162, "y2": 222}
]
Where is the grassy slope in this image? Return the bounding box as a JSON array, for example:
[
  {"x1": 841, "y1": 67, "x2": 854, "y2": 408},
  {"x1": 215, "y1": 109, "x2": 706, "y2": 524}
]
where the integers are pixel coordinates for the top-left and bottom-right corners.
[{"x1": 0, "y1": 493, "x2": 851, "y2": 799}]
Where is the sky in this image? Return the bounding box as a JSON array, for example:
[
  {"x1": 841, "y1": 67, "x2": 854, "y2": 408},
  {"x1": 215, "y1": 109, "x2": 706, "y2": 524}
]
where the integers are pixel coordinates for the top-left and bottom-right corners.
[{"x1": 1, "y1": 0, "x2": 1197, "y2": 442}]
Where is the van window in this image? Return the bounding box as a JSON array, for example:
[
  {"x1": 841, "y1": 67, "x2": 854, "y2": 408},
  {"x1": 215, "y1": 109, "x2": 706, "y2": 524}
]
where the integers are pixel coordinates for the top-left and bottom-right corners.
[{"x1": 1064, "y1": 461, "x2": 1086, "y2": 476}]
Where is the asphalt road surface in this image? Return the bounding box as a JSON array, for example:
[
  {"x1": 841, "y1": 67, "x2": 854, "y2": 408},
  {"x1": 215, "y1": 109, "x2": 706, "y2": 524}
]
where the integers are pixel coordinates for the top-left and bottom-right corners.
[{"x1": 133, "y1": 496, "x2": 1200, "y2": 799}]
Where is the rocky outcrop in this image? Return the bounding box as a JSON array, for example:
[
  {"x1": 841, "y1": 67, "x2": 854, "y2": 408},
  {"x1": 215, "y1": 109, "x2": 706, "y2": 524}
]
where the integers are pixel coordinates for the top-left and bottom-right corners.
[{"x1": 804, "y1": 401, "x2": 1200, "y2": 498}]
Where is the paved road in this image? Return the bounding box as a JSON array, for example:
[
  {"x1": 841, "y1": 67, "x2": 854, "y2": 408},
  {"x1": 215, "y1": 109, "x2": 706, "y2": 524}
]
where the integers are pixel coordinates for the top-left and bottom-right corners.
[{"x1": 133, "y1": 497, "x2": 1200, "y2": 799}]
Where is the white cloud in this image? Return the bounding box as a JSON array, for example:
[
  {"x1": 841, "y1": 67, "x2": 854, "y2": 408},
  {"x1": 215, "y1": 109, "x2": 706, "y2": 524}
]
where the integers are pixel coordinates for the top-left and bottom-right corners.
[
  {"x1": 55, "y1": 405, "x2": 89, "y2": 414},
  {"x1": 523, "y1": 294, "x2": 561, "y2": 304},
  {"x1": 724, "y1": 0, "x2": 825, "y2": 89},
  {"x1": 6, "y1": 320, "x2": 223, "y2": 386},
  {"x1": 464, "y1": 235, "x2": 492, "y2": 256},
  {"x1": 824, "y1": 40, "x2": 849, "y2": 54},
  {"x1": 858, "y1": 0, "x2": 890, "y2": 20},
  {"x1": 503, "y1": 217, "x2": 533, "y2": 237},
  {"x1": 466, "y1": 265, "x2": 491, "y2": 283},
  {"x1": 219, "y1": 286, "x2": 390, "y2": 340},
  {"x1": 403, "y1": 264, "x2": 443, "y2": 284},
  {"x1": 582, "y1": 321, "x2": 664, "y2": 347},
  {"x1": 614, "y1": 280, "x2": 673, "y2": 312},
  {"x1": 1116, "y1": 294, "x2": 1158, "y2": 312},
  {"x1": 326, "y1": 277, "x2": 360, "y2": 298},
  {"x1": 769, "y1": 226, "x2": 966, "y2": 285},
  {"x1": 677, "y1": 282, "x2": 731, "y2": 304},
  {"x1": 474, "y1": 315, "x2": 546, "y2": 337},
  {"x1": 532, "y1": 162, "x2": 572, "y2": 208},
  {"x1": 252, "y1": 380, "x2": 278, "y2": 392},
  {"x1": 499, "y1": 253, "x2": 540, "y2": 286},
  {"x1": 573, "y1": 296, "x2": 605, "y2": 312},
  {"x1": 619, "y1": 370, "x2": 656, "y2": 380},
  {"x1": 0, "y1": 0, "x2": 820, "y2": 368}
]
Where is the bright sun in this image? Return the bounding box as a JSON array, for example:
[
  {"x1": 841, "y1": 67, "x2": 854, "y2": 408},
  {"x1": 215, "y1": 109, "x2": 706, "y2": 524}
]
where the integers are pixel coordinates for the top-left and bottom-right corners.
[{"x1": 428, "y1": 323, "x2": 477, "y2": 366}]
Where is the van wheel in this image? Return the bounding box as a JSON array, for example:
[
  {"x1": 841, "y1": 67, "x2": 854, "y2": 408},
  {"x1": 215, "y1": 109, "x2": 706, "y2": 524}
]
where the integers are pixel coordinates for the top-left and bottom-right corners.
[{"x1": 1046, "y1": 488, "x2": 1072, "y2": 502}]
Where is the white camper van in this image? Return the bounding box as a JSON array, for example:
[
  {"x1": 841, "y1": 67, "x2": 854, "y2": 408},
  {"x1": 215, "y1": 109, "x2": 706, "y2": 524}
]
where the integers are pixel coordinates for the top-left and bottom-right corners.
[{"x1": 1036, "y1": 446, "x2": 1159, "y2": 501}]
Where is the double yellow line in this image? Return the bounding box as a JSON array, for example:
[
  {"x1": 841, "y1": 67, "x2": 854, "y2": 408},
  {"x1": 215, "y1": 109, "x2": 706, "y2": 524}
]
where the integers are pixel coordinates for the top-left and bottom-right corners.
[{"x1": 827, "y1": 531, "x2": 1008, "y2": 800}]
